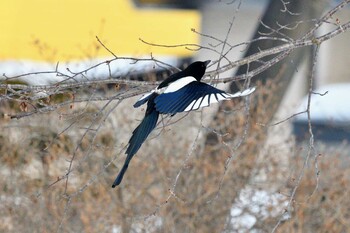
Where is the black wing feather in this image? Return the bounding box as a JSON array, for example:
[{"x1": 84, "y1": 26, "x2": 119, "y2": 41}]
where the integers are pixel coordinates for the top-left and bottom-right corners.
[{"x1": 155, "y1": 82, "x2": 225, "y2": 114}]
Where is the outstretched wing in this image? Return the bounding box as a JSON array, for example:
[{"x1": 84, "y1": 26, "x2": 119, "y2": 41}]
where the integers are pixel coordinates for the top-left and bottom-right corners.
[
  {"x1": 133, "y1": 76, "x2": 196, "y2": 108},
  {"x1": 154, "y1": 82, "x2": 255, "y2": 114}
]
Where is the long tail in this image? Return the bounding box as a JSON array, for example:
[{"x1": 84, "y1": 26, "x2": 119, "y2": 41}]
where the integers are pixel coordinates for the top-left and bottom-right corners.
[{"x1": 112, "y1": 107, "x2": 159, "y2": 188}]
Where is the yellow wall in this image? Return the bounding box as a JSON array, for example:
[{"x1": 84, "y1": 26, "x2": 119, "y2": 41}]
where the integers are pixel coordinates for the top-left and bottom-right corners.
[{"x1": 0, "y1": 0, "x2": 199, "y2": 61}]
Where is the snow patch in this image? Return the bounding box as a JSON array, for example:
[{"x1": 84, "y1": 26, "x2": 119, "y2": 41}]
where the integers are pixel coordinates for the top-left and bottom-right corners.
[
  {"x1": 295, "y1": 83, "x2": 350, "y2": 124},
  {"x1": 229, "y1": 187, "x2": 288, "y2": 232},
  {"x1": 1, "y1": 56, "x2": 179, "y2": 86}
]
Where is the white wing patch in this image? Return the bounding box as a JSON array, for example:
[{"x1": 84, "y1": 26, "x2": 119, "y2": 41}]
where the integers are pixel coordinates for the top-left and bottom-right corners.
[
  {"x1": 227, "y1": 86, "x2": 256, "y2": 98},
  {"x1": 164, "y1": 76, "x2": 196, "y2": 93},
  {"x1": 183, "y1": 87, "x2": 256, "y2": 112},
  {"x1": 184, "y1": 93, "x2": 225, "y2": 111},
  {"x1": 201, "y1": 95, "x2": 210, "y2": 108},
  {"x1": 185, "y1": 97, "x2": 203, "y2": 111},
  {"x1": 192, "y1": 97, "x2": 204, "y2": 109},
  {"x1": 135, "y1": 77, "x2": 197, "y2": 103}
]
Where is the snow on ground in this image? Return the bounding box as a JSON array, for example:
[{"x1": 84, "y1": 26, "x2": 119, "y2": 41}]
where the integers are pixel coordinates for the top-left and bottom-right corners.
[
  {"x1": 0, "y1": 56, "x2": 180, "y2": 86},
  {"x1": 229, "y1": 186, "x2": 289, "y2": 232}
]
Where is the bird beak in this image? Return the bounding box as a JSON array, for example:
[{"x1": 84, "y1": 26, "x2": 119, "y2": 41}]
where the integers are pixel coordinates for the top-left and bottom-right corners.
[{"x1": 204, "y1": 60, "x2": 211, "y2": 67}]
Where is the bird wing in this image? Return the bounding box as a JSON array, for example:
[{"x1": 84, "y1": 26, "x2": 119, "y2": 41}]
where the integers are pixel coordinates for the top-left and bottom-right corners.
[
  {"x1": 163, "y1": 76, "x2": 196, "y2": 93},
  {"x1": 155, "y1": 82, "x2": 255, "y2": 114},
  {"x1": 133, "y1": 76, "x2": 196, "y2": 108},
  {"x1": 133, "y1": 91, "x2": 156, "y2": 108}
]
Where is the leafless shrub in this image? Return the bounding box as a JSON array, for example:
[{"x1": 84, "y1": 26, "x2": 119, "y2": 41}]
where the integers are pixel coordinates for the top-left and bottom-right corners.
[{"x1": 1, "y1": 1, "x2": 350, "y2": 232}]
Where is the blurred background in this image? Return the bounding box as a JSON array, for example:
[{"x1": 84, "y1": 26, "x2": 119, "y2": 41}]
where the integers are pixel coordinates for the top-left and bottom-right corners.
[{"x1": 1, "y1": 0, "x2": 350, "y2": 232}]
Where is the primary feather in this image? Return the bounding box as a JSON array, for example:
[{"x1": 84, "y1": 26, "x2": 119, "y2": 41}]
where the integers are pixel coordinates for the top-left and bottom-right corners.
[{"x1": 155, "y1": 83, "x2": 256, "y2": 114}]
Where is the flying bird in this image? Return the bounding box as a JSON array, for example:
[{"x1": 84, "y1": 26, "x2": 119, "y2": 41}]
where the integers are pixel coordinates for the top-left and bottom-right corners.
[{"x1": 112, "y1": 60, "x2": 255, "y2": 187}]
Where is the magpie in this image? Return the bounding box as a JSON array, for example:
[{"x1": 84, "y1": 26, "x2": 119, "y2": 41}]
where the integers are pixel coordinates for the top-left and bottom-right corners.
[{"x1": 112, "y1": 60, "x2": 255, "y2": 187}]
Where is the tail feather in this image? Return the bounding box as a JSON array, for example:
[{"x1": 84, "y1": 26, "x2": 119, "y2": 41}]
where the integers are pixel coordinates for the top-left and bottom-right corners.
[
  {"x1": 112, "y1": 163, "x2": 128, "y2": 188},
  {"x1": 112, "y1": 109, "x2": 159, "y2": 188}
]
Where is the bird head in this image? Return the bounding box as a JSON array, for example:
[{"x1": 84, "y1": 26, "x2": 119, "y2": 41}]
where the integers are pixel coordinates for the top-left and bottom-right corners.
[{"x1": 184, "y1": 60, "x2": 211, "y2": 81}]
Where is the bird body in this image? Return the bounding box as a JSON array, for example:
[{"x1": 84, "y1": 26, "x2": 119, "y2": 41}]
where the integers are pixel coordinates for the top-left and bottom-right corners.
[{"x1": 112, "y1": 60, "x2": 255, "y2": 187}]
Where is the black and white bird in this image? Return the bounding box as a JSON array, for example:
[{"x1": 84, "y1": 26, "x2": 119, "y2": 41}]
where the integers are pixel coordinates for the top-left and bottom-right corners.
[{"x1": 112, "y1": 60, "x2": 255, "y2": 187}]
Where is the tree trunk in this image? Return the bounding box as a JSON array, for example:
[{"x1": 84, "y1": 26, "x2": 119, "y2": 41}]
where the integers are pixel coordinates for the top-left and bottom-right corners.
[{"x1": 170, "y1": 0, "x2": 326, "y2": 232}]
